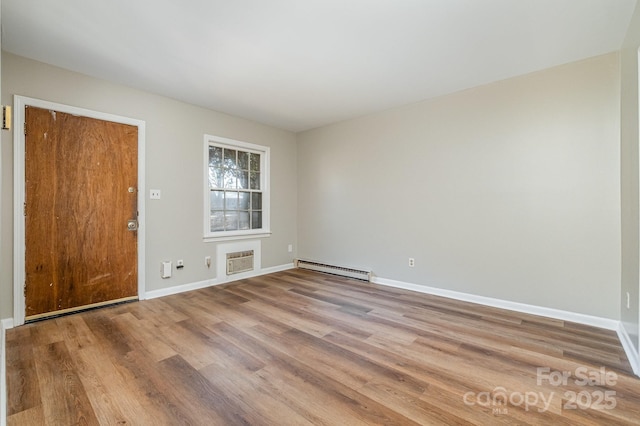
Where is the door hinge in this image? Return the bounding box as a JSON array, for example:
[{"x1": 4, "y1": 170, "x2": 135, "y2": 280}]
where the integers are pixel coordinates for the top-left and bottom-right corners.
[
  {"x1": 24, "y1": 283, "x2": 27, "y2": 297},
  {"x1": 23, "y1": 202, "x2": 27, "y2": 216},
  {"x1": 24, "y1": 122, "x2": 27, "y2": 136}
]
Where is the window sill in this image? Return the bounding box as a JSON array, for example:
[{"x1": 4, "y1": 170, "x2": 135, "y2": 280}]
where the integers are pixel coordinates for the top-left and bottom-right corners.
[{"x1": 203, "y1": 231, "x2": 272, "y2": 243}]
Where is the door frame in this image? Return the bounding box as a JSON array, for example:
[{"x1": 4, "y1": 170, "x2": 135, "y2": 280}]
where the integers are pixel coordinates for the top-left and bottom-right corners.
[{"x1": 13, "y1": 95, "x2": 146, "y2": 326}]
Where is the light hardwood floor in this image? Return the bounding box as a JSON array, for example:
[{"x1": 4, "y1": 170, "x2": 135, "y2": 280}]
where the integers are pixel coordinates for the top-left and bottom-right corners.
[{"x1": 6, "y1": 269, "x2": 640, "y2": 425}]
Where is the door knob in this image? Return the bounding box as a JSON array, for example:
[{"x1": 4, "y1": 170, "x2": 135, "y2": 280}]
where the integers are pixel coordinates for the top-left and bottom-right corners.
[{"x1": 127, "y1": 220, "x2": 138, "y2": 231}]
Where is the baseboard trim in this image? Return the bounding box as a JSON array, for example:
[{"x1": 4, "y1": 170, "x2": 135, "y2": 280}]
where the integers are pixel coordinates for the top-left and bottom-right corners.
[
  {"x1": 617, "y1": 322, "x2": 640, "y2": 376},
  {"x1": 0, "y1": 319, "x2": 13, "y2": 331},
  {"x1": 145, "y1": 279, "x2": 218, "y2": 300},
  {"x1": 372, "y1": 276, "x2": 619, "y2": 330},
  {"x1": 260, "y1": 263, "x2": 296, "y2": 274},
  {"x1": 145, "y1": 263, "x2": 295, "y2": 300}
]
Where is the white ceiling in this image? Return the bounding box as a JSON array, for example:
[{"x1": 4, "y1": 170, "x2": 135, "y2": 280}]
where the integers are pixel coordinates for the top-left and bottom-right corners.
[{"x1": 1, "y1": 0, "x2": 637, "y2": 132}]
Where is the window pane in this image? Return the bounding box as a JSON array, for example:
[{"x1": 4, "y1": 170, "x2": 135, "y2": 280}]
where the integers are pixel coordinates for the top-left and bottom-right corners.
[
  {"x1": 237, "y1": 170, "x2": 248, "y2": 189},
  {"x1": 210, "y1": 211, "x2": 224, "y2": 232},
  {"x1": 238, "y1": 191, "x2": 250, "y2": 210},
  {"x1": 224, "y1": 149, "x2": 237, "y2": 169},
  {"x1": 238, "y1": 151, "x2": 249, "y2": 170},
  {"x1": 250, "y1": 153, "x2": 260, "y2": 172},
  {"x1": 223, "y1": 168, "x2": 237, "y2": 189},
  {"x1": 251, "y1": 192, "x2": 262, "y2": 210},
  {"x1": 239, "y1": 211, "x2": 250, "y2": 230},
  {"x1": 208, "y1": 167, "x2": 223, "y2": 188},
  {"x1": 225, "y1": 191, "x2": 239, "y2": 210},
  {"x1": 225, "y1": 212, "x2": 238, "y2": 231},
  {"x1": 209, "y1": 146, "x2": 223, "y2": 168},
  {"x1": 250, "y1": 172, "x2": 260, "y2": 190},
  {"x1": 251, "y1": 211, "x2": 262, "y2": 229},
  {"x1": 210, "y1": 190, "x2": 224, "y2": 210}
]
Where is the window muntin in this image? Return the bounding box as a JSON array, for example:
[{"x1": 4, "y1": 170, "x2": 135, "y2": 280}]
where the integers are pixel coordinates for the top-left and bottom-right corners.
[{"x1": 204, "y1": 135, "x2": 269, "y2": 240}]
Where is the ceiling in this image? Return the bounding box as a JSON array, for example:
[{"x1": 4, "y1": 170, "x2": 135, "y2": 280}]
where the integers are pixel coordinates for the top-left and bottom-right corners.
[{"x1": 1, "y1": 0, "x2": 637, "y2": 132}]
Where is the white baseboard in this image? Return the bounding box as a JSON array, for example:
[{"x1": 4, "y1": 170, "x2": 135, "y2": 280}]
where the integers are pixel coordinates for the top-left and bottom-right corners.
[
  {"x1": 617, "y1": 322, "x2": 640, "y2": 376},
  {"x1": 145, "y1": 263, "x2": 295, "y2": 300},
  {"x1": 0, "y1": 320, "x2": 13, "y2": 331},
  {"x1": 260, "y1": 263, "x2": 296, "y2": 274},
  {"x1": 372, "y1": 276, "x2": 619, "y2": 330},
  {"x1": 1, "y1": 318, "x2": 8, "y2": 426},
  {"x1": 145, "y1": 279, "x2": 219, "y2": 300}
]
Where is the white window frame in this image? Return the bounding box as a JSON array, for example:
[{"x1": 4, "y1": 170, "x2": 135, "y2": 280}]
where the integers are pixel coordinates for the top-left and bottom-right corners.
[{"x1": 203, "y1": 134, "x2": 270, "y2": 242}]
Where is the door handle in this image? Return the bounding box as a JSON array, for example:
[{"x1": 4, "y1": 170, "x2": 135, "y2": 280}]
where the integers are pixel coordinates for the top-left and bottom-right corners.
[{"x1": 127, "y1": 220, "x2": 138, "y2": 231}]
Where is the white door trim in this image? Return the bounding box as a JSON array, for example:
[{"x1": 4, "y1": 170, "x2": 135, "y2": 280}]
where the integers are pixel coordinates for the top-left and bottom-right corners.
[{"x1": 13, "y1": 95, "x2": 146, "y2": 326}]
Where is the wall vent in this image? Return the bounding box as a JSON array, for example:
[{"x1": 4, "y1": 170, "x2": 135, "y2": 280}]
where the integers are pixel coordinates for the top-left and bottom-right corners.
[
  {"x1": 295, "y1": 259, "x2": 372, "y2": 282},
  {"x1": 226, "y1": 250, "x2": 254, "y2": 275}
]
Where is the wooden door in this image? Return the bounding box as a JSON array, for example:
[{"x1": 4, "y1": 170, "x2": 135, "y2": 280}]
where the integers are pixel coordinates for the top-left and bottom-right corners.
[{"x1": 24, "y1": 106, "x2": 139, "y2": 320}]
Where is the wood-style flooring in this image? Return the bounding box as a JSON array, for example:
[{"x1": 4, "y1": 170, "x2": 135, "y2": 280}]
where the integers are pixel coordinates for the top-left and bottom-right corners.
[{"x1": 6, "y1": 269, "x2": 640, "y2": 425}]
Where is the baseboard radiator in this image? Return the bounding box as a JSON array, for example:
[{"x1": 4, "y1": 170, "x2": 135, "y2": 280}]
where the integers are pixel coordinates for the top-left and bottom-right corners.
[
  {"x1": 227, "y1": 250, "x2": 254, "y2": 275},
  {"x1": 295, "y1": 259, "x2": 372, "y2": 282}
]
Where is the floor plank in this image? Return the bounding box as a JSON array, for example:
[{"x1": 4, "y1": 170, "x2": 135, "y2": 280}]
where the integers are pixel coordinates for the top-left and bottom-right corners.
[
  {"x1": 33, "y1": 341, "x2": 100, "y2": 425},
  {"x1": 6, "y1": 269, "x2": 640, "y2": 425}
]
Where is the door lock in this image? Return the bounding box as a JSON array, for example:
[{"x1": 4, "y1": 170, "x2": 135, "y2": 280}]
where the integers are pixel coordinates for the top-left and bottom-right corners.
[{"x1": 127, "y1": 220, "x2": 138, "y2": 231}]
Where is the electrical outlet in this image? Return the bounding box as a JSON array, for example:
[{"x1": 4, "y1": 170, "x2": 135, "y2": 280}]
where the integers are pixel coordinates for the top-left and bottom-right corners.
[
  {"x1": 176, "y1": 259, "x2": 184, "y2": 269},
  {"x1": 408, "y1": 258, "x2": 415, "y2": 267},
  {"x1": 150, "y1": 189, "x2": 161, "y2": 199},
  {"x1": 205, "y1": 256, "x2": 211, "y2": 268}
]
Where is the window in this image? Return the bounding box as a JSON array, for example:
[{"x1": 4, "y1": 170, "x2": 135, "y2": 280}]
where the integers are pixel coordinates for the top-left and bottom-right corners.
[{"x1": 204, "y1": 134, "x2": 270, "y2": 241}]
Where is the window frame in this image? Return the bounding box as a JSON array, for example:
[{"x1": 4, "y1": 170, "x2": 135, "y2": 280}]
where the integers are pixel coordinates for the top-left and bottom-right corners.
[{"x1": 203, "y1": 134, "x2": 270, "y2": 242}]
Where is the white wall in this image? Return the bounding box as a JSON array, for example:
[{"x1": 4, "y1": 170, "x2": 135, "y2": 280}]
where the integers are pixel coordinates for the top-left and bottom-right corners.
[
  {"x1": 0, "y1": 52, "x2": 298, "y2": 320},
  {"x1": 298, "y1": 53, "x2": 621, "y2": 320},
  {"x1": 621, "y1": 3, "x2": 640, "y2": 352}
]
